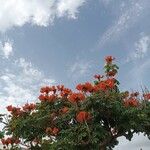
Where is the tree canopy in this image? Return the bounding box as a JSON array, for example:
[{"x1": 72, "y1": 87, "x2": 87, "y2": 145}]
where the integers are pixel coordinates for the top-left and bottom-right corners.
[{"x1": 0, "y1": 56, "x2": 150, "y2": 150}]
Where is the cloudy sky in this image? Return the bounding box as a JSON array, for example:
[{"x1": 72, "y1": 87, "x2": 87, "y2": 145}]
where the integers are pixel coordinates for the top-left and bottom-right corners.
[{"x1": 0, "y1": 0, "x2": 150, "y2": 149}]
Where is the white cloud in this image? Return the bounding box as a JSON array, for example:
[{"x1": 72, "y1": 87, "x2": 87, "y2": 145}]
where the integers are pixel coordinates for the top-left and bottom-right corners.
[
  {"x1": 69, "y1": 60, "x2": 92, "y2": 79},
  {"x1": 134, "y1": 35, "x2": 150, "y2": 58},
  {"x1": 127, "y1": 35, "x2": 150, "y2": 62},
  {"x1": 115, "y1": 133, "x2": 150, "y2": 150},
  {"x1": 14, "y1": 57, "x2": 56, "y2": 87},
  {"x1": 98, "y1": 0, "x2": 147, "y2": 48},
  {"x1": 0, "y1": 41, "x2": 13, "y2": 59},
  {"x1": 71, "y1": 62, "x2": 89, "y2": 75},
  {"x1": 0, "y1": 73, "x2": 34, "y2": 104},
  {"x1": 15, "y1": 58, "x2": 42, "y2": 78},
  {"x1": 57, "y1": 0, "x2": 85, "y2": 19},
  {"x1": 123, "y1": 35, "x2": 150, "y2": 90},
  {"x1": 0, "y1": 0, "x2": 86, "y2": 32},
  {"x1": 0, "y1": 57, "x2": 56, "y2": 114}
]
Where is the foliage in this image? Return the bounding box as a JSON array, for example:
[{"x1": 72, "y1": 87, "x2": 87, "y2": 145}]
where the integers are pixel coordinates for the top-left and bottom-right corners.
[{"x1": 0, "y1": 56, "x2": 150, "y2": 150}]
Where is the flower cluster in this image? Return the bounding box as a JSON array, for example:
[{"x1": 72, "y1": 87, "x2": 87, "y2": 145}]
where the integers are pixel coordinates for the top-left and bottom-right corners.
[
  {"x1": 57, "y1": 85, "x2": 72, "y2": 97},
  {"x1": 143, "y1": 93, "x2": 150, "y2": 100},
  {"x1": 76, "y1": 79, "x2": 115, "y2": 94},
  {"x1": 94, "y1": 74, "x2": 104, "y2": 81},
  {"x1": 107, "y1": 69, "x2": 117, "y2": 77},
  {"x1": 46, "y1": 127, "x2": 59, "y2": 136},
  {"x1": 124, "y1": 98, "x2": 139, "y2": 107},
  {"x1": 6, "y1": 105, "x2": 22, "y2": 117},
  {"x1": 130, "y1": 92, "x2": 139, "y2": 97},
  {"x1": 22, "y1": 103, "x2": 36, "y2": 112},
  {"x1": 39, "y1": 94, "x2": 57, "y2": 102},
  {"x1": 124, "y1": 92, "x2": 139, "y2": 107},
  {"x1": 105, "y1": 56, "x2": 115, "y2": 64},
  {"x1": 76, "y1": 82, "x2": 94, "y2": 93},
  {"x1": 6, "y1": 103, "x2": 36, "y2": 117},
  {"x1": 104, "y1": 56, "x2": 118, "y2": 78},
  {"x1": 76, "y1": 111, "x2": 91, "y2": 123},
  {"x1": 39, "y1": 85, "x2": 72, "y2": 102},
  {"x1": 68, "y1": 92, "x2": 85, "y2": 103},
  {"x1": 38, "y1": 57, "x2": 118, "y2": 105},
  {"x1": 39, "y1": 86, "x2": 57, "y2": 102},
  {"x1": 1, "y1": 137, "x2": 20, "y2": 147},
  {"x1": 60, "y1": 107, "x2": 69, "y2": 114},
  {"x1": 3, "y1": 56, "x2": 150, "y2": 150},
  {"x1": 94, "y1": 78, "x2": 116, "y2": 91},
  {"x1": 40, "y1": 86, "x2": 57, "y2": 94},
  {"x1": 60, "y1": 88, "x2": 72, "y2": 98}
]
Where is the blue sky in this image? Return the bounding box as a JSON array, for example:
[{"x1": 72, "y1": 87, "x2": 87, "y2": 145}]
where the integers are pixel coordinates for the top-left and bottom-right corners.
[{"x1": 0, "y1": 0, "x2": 150, "y2": 149}]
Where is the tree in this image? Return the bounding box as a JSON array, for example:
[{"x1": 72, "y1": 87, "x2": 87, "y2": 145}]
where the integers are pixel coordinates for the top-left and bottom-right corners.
[{"x1": 0, "y1": 56, "x2": 150, "y2": 150}]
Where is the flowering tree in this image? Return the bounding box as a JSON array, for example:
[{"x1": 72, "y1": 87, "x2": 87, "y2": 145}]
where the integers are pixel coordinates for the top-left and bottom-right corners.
[{"x1": 0, "y1": 56, "x2": 150, "y2": 150}]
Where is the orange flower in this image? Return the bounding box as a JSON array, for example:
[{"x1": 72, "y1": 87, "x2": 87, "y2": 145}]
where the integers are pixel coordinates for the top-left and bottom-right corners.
[
  {"x1": 1, "y1": 137, "x2": 20, "y2": 146},
  {"x1": 47, "y1": 95, "x2": 57, "y2": 102},
  {"x1": 40, "y1": 86, "x2": 51, "y2": 94},
  {"x1": 97, "y1": 82, "x2": 107, "y2": 91},
  {"x1": 46, "y1": 127, "x2": 59, "y2": 136},
  {"x1": 23, "y1": 103, "x2": 36, "y2": 111},
  {"x1": 143, "y1": 93, "x2": 150, "y2": 100},
  {"x1": 6, "y1": 105, "x2": 23, "y2": 117},
  {"x1": 105, "y1": 56, "x2": 115, "y2": 64},
  {"x1": 93, "y1": 79, "x2": 115, "y2": 92},
  {"x1": 51, "y1": 86, "x2": 57, "y2": 94},
  {"x1": 107, "y1": 70, "x2": 117, "y2": 77},
  {"x1": 76, "y1": 111, "x2": 91, "y2": 123},
  {"x1": 39, "y1": 94, "x2": 57, "y2": 102},
  {"x1": 14, "y1": 139, "x2": 20, "y2": 144},
  {"x1": 38, "y1": 94, "x2": 47, "y2": 102},
  {"x1": 124, "y1": 98, "x2": 139, "y2": 107},
  {"x1": 60, "y1": 88, "x2": 72, "y2": 97},
  {"x1": 6, "y1": 105, "x2": 13, "y2": 112},
  {"x1": 57, "y1": 85, "x2": 64, "y2": 91},
  {"x1": 105, "y1": 78, "x2": 115, "y2": 89},
  {"x1": 76, "y1": 84, "x2": 82, "y2": 91},
  {"x1": 130, "y1": 92, "x2": 139, "y2": 97},
  {"x1": 94, "y1": 74, "x2": 103, "y2": 80},
  {"x1": 52, "y1": 127, "x2": 59, "y2": 135},
  {"x1": 76, "y1": 82, "x2": 93, "y2": 93},
  {"x1": 61, "y1": 107, "x2": 69, "y2": 113},
  {"x1": 40, "y1": 86, "x2": 57, "y2": 94},
  {"x1": 5, "y1": 138, "x2": 11, "y2": 145},
  {"x1": 93, "y1": 85, "x2": 100, "y2": 92},
  {"x1": 68, "y1": 93, "x2": 85, "y2": 103}
]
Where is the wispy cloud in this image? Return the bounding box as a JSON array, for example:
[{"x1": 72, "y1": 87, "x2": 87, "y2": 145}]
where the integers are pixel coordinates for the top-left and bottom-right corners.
[
  {"x1": 127, "y1": 35, "x2": 150, "y2": 62},
  {"x1": 124, "y1": 34, "x2": 150, "y2": 90},
  {"x1": 98, "y1": 0, "x2": 148, "y2": 48},
  {"x1": 69, "y1": 60, "x2": 92, "y2": 79},
  {"x1": 0, "y1": 0, "x2": 86, "y2": 32},
  {"x1": 0, "y1": 41, "x2": 13, "y2": 59}
]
